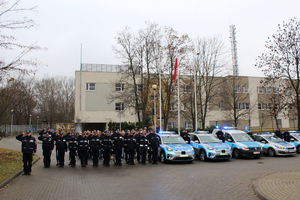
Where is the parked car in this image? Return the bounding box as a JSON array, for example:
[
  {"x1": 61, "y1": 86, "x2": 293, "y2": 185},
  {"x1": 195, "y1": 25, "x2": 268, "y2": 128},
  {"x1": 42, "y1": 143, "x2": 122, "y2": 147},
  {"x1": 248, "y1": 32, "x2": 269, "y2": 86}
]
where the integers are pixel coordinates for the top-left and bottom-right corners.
[
  {"x1": 189, "y1": 131, "x2": 231, "y2": 161},
  {"x1": 289, "y1": 132, "x2": 300, "y2": 153},
  {"x1": 253, "y1": 133, "x2": 296, "y2": 156},
  {"x1": 157, "y1": 131, "x2": 195, "y2": 163}
]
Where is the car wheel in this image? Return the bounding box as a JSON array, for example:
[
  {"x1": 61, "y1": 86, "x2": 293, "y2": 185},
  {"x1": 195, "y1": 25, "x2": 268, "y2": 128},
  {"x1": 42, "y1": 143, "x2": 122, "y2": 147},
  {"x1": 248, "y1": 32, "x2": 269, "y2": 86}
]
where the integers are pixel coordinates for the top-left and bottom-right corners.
[
  {"x1": 268, "y1": 148, "x2": 275, "y2": 157},
  {"x1": 199, "y1": 150, "x2": 207, "y2": 161},
  {"x1": 160, "y1": 152, "x2": 166, "y2": 163},
  {"x1": 233, "y1": 149, "x2": 240, "y2": 159},
  {"x1": 297, "y1": 146, "x2": 300, "y2": 154}
]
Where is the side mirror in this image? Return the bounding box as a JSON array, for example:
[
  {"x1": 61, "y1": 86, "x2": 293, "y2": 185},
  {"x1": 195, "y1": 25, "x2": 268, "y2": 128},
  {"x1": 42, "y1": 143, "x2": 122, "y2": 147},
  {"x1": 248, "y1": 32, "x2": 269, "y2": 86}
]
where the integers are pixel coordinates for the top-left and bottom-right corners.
[
  {"x1": 290, "y1": 138, "x2": 295, "y2": 142},
  {"x1": 261, "y1": 141, "x2": 266, "y2": 144},
  {"x1": 195, "y1": 140, "x2": 199, "y2": 143},
  {"x1": 227, "y1": 139, "x2": 233, "y2": 142},
  {"x1": 186, "y1": 141, "x2": 189, "y2": 144}
]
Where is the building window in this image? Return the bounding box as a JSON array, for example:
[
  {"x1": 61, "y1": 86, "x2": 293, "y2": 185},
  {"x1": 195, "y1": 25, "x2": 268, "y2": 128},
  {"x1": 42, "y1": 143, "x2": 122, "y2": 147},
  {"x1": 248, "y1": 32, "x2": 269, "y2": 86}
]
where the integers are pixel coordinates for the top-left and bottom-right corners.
[
  {"x1": 184, "y1": 103, "x2": 187, "y2": 111},
  {"x1": 242, "y1": 86, "x2": 249, "y2": 93},
  {"x1": 265, "y1": 87, "x2": 271, "y2": 94},
  {"x1": 136, "y1": 84, "x2": 143, "y2": 92},
  {"x1": 243, "y1": 103, "x2": 249, "y2": 110},
  {"x1": 116, "y1": 84, "x2": 124, "y2": 91},
  {"x1": 183, "y1": 85, "x2": 191, "y2": 93},
  {"x1": 170, "y1": 104, "x2": 175, "y2": 111},
  {"x1": 115, "y1": 103, "x2": 124, "y2": 111},
  {"x1": 274, "y1": 104, "x2": 280, "y2": 110},
  {"x1": 273, "y1": 87, "x2": 279, "y2": 94},
  {"x1": 168, "y1": 121, "x2": 176, "y2": 128},
  {"x1": 266, "y1": 103, "x2": 272, "y2": 110},
  {"x1": 258, "y1": 103, "x2": 264, "y2": 110},
  {"x1": 286, "y1": 87, "x2": 292, "y2": 95},
  {"x1": 86, "y1": 83, "x2": 95, "y2": 91},
  {"x1": 277, "y1": 119, "x2": 282, "y2": 126},
  {"x1": 257, "y1": 87, "x2": 263, "y2": 94},
  {"x1": 235, "y1": 103, "x2": 240, "y2": 110},
  {"x1": 185, "y1": 121, "x2": 193, "y2": 129},
  {"x1": 234, "y1": 86, "x2": 240, "y2": 93},
  {"x1": 288, "y1": 104, "x2": 293, "y2": 110}
]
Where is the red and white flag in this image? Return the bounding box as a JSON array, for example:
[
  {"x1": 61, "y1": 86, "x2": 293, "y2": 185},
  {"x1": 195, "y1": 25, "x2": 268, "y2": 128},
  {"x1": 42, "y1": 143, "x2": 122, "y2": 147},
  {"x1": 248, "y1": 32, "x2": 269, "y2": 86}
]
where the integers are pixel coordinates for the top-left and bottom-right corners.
[{"x1": 174, "y1": 51, "x2": 178, "y2": 82}]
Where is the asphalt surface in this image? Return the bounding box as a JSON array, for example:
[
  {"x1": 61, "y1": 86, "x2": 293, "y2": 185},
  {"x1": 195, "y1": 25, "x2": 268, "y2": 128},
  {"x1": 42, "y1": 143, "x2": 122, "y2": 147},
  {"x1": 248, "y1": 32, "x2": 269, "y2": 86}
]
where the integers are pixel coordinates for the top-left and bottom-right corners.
[{"x1": 1, "y1": 136, "x2": 300, "y2": 200}]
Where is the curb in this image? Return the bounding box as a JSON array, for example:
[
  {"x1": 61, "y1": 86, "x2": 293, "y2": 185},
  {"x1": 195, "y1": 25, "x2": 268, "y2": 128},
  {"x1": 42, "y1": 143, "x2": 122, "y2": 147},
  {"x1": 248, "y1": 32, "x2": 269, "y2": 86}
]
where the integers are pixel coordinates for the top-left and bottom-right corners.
[
  {"x1": 253, "y1": 177, "x2": 268, "y2": 200},
  {"x1": 0, "y1": 157, "x2": 40, "y2": 189}
]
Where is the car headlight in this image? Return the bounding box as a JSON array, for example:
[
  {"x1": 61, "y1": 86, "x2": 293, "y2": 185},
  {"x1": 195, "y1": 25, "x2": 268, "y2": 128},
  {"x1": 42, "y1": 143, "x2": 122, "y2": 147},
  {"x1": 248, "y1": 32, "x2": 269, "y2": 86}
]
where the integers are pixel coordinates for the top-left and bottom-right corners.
[
  {"x1": 166, "y1": 146, "x2": 173, "y2": 151},
  {"x1": 274, "y1": 145, "x2": 285, "y2": 149},
  {"x1": 241, "y1": 146, "x2": 249, "y2": 150}
]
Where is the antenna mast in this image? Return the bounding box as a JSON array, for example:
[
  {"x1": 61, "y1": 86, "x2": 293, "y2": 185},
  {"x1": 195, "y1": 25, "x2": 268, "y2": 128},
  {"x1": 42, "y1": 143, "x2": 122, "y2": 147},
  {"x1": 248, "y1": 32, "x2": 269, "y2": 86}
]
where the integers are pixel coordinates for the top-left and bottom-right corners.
[{"x1": 229, "y1": 25, "x2": 239, "y2": 76}]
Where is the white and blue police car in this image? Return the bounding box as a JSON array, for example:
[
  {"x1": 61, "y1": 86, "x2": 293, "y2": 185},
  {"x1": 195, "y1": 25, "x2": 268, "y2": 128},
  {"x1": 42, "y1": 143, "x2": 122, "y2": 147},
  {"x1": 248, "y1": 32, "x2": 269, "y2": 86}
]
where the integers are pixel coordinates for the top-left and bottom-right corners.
[
  {"x1": 157, "y1": 131, "x2": 195, "y2": 163},
  {"x1": 289, "y1": 131, "x2": 300, "y2": 153},
  {"x1": 212, "y1": 127, "x2": 263, "y2": 158},
  {"x1": 189, "y1": 131, "x2": 232, "y2": 161},
  {"x1": 253, "y1": 133, "x2": 296, "y2": 156}
]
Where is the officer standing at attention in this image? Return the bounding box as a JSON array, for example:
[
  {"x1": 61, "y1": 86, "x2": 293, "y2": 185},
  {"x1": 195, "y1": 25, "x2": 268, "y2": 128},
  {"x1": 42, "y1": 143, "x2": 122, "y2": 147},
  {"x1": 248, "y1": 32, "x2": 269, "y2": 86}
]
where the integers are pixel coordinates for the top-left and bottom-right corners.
[
  {"x1": 77, "y1": 132, "x2": 89, "y2": 167},
  {"x1": 123, "y1": 130, "x2": 129, "y2": 164},
  {"x1": 127, "y1": 130, "x2": 136, "y2": 165},
  {"x1": 38, "y1": 132, "x2": 54, "y2": 168},
  {"x1": 54, "y1": 129, "x2": 68, "y2": 168},
  {"x1": 138, "y1": 131, "x2": 148, "y2": 165},
  {"x1": 88, "y1": 131, "x2": 101, "y2": 167},
  {"x1": 216, "y1": 129, "x2": 225, "y2": 142},
  {"x1": 67, "y1": 131, "x2": 78, "y2": 167},
  {"x1": 283, "y1": 129, "x2": 291, "y2": 142},
  {"x1": 180, "y1": 129, "x2": 190, "y2": 144},
  {"x1": 148, "y1": 130, "x2": 160, "y2": 164},
  {"x1": 112, "y1": 130, "x2": 124, "y2": 166},
  {"x1": 16, "y1": 130, "x2": 37, "y2": 175},
  {"x1": 101, "y1": 130, "x2": 112, "y2": 166},
  {"x1": 135, "y1": 129, "x2": 142, "y2": 163},
  {"x1": 274, "y1": 128, "x2": 283, "y2": 139}
]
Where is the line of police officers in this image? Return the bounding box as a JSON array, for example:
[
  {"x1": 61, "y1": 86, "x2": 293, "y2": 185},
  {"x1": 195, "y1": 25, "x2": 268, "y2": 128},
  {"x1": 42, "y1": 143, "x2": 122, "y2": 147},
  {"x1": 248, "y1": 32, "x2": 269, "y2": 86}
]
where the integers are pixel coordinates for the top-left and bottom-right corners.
[{"x1": 34, "y1": 127, "x2": 160, "y2": 169}]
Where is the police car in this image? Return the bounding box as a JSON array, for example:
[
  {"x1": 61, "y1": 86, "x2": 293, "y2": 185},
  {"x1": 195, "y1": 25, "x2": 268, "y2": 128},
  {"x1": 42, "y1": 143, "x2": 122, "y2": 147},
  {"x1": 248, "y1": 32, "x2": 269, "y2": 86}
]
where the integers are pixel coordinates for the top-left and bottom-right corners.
[
  {"x1": 212, "y1": 127, "x2": 263, "y2": 158},
  {"x1": 253, "y1": 133, "x2": 297, "y2": 156},
  {"x1": 189, "y1": 131, "x2": 232, "y2": 161},
  {"x1": 157, "y1": 131, "x2": 195, "y2": 163},
  {"x1": 290, "y1": 132, "x2": 300, "y2": 153}
]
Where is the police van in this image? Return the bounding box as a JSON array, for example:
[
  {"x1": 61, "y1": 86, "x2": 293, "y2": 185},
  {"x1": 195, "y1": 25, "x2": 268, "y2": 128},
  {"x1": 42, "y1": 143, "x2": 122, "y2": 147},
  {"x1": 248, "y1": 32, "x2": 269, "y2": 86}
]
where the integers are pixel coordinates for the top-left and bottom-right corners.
[
  {"x1": 157, "y1": 131, "x2": 195, "y2": 163},
  {"x1": 189, "y1": 131, "x2": 232, "y2": 161},
  {"x1": 212, "y1": 127, "x2": 262, "y2": 158}
]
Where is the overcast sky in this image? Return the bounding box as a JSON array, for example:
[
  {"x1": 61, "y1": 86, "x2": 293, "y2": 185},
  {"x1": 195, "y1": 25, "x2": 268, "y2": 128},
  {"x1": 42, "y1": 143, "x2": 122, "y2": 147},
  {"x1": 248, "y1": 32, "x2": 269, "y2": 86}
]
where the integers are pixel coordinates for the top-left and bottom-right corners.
[{"x1": 6, "y1": 0, "x2": 300, "y2": 78}]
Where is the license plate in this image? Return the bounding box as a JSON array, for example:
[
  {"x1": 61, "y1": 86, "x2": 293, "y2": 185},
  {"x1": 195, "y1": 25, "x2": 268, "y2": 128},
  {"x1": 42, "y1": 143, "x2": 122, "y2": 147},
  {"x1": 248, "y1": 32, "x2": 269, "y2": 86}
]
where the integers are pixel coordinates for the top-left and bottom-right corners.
[
  {"x1": 220, "y1": 153, "x2": 228, "y2": 155},
  {"x1": 253, "y1": 152, "x2": 260, "y2": 154},
  {"x1": 180, "y1": 155, "x2": 188, "y2": 157}
]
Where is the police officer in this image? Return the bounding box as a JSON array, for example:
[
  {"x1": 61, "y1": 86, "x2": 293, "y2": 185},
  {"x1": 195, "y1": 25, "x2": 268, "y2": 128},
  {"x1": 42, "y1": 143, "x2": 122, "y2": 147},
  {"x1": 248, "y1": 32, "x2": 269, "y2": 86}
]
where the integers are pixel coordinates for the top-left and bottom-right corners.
[
  {"x1": 216, "y1": 129, "x2": 225, "y2": 142},
  {"x1": 39, "y1": 127, "x2": 54, "y2": 136},
  {"x1": 147, "y1": 130, "x2": 160, "y2": 164},
  {"x1": 77, "y1": 132, "x2": 89, "y2": 167},
  {"x1": 274, "y1": 128, "x2": 283, "y2": 139},
  {"x1": 89, "y1": 131, "x2": 101, "y2": 167},
  {"x1": 112, "y1": 130, "x2": 124, "y2": 166},
  {"x1": 67, "y1": 131, "x2": 78, "y2": 167},
  {"x1": 38, "y1": 132, "x2": 54, "y2": 168},
  {"x1": 54, "y1": 129, "x2": 67, "y2": 167},
  {"x1": 138, "y1": 131, "x2": 148, "y2": 165},
  {"x1": 101, "y1": 130, "x2": 112, "y2": 166},
  {"x1": 247, "y1": 130, "x2": 255, "y2": 140},
  {"x1": 16, "y1": 130, "x2": 37, "y2": 175},
  {"x1": 127, "y1": 130, "x2": 136, "y2": 165},
  {"x1": 283, "y1": 129, "x2": 291, "y2": 142},
  {"x1": 135, "y1": 129, "x2": 142, "y2": 163},
  {"x1": 181, "y1": 129, "x2": 190, "y2": 144},
  {"x1": 123, "y1": 130, "x2": 129, "y2": 164}
]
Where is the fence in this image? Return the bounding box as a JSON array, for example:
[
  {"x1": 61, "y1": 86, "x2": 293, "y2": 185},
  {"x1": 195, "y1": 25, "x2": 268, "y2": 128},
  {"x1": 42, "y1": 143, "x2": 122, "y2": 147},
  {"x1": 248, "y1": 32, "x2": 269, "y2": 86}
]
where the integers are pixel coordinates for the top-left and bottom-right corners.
[{"x1": 0, "y1": 124, "x2": 57, "y2": 138}]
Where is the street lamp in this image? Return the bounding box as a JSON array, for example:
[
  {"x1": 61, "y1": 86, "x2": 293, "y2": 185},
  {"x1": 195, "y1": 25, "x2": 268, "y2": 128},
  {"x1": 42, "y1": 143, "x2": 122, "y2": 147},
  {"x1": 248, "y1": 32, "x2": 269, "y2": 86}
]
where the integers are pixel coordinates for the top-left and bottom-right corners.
[
  {"x1": 37, "y1": 116, "x2": 39, "y2": 130},
  {"x1": 29, "y1": 114, "x2": 32, "y2": 131},
  {"x1": 152, "y1": 84, "x2": 157, "y2": 132},
  {"x1": 11, "y1": 110, "x2": 13, "y2": 136}
]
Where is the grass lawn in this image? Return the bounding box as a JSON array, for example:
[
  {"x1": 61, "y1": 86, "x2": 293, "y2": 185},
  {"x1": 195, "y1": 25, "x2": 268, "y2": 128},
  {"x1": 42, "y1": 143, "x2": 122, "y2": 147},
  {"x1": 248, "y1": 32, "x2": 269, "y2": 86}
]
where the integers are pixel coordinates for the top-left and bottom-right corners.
[{"x1": 0, "y1": 148, "x2": 38, "y2": 183}]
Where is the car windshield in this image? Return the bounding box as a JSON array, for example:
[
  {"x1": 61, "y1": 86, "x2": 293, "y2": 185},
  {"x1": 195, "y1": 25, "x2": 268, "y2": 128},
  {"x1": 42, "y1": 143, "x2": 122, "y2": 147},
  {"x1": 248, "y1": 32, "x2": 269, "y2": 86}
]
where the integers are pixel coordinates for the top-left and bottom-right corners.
[
  {"x1": 232, "y1": 133, "x2": 254, "y2": 142},
  {"x1": 199, "y1": 135, "x2": 221, "y2": 143},
  {"x1": 265, "y1": 136, "x2": 284, "y2": 143},
  {"x1": 162, "y1": 136, "x2": 185, "y2": 144},
  {"x1": 292, "y1": 134, "x2": 300, "y2": 140}
]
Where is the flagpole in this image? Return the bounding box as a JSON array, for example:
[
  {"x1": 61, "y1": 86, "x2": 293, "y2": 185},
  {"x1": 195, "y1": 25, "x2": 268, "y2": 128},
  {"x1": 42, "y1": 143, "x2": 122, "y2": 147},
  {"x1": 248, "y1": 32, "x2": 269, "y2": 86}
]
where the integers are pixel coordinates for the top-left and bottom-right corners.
[
  {"x1": 159, "y1": 57, "x2": 162, "y2": 132},
  {"x1": 194, "y1": 54, "x2": 197, "y2": 131},
  {"x1": 178, "y1": 68, "x2": 180, "y2": 135}
]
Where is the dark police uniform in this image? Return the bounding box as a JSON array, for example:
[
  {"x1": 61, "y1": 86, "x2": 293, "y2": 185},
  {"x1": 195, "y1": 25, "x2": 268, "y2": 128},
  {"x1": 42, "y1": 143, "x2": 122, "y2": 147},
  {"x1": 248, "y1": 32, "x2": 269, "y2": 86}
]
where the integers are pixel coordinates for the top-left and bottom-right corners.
[
  {"x1": 67, "y1": 133, "x2": 78, "y2": 167},
  {"x1": 101, "y1": 133, "x2": 112, "y2": 166},
  {"x1": 283, "y1": 130, "x2": 291, "y2": 142},
  {"x1": 123, "y1": 131, "x2": 129, "y2": 163},
  {"x1": 147, "y1": 132, "x2": 160, "y2": 164},
  {"x1": 112, "y1": 132, "x2": 124, "y2": 166},
  {"x1": 181, "y1": 130, "x2": 190, "y2": 144},
  {"x1": 135, "y1": 132, "x2": 141, "y2": 163},
  {"x1": 274, "y1": 129, "x2": 283, "y2": 139},
  {"x1": 89, "y1": 134, "x2": 101, "y2": 166},
  {"x1": 38, "y1": 134, "x2": 54, "y2": 168},
  {"x1": 77, "y1": 134, "x2": 89, "y2": 167},
  {"x1": 54, "y1": 134, "x2": 67, "y2": 167},
  {"x1": 216, "y1": 130, "x2": 225, "y2": 142},
  {"x1": 138, "y1": 134, "x2": 148, "y2": 164},
  {"x1": 16, "y1": 132, "x2": 37, "y2": 175},
  {"x1": 127, "y1": 134, "x2": 136, "y2": 165}
]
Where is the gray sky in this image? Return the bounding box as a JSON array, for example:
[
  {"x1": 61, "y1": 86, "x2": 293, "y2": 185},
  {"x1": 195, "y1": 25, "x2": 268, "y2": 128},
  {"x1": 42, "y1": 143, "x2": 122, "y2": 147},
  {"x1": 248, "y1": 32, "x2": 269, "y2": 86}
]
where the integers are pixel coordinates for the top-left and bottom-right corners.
[{"x1": 7, "y1": 0, "x2": 300, "y2": 78}]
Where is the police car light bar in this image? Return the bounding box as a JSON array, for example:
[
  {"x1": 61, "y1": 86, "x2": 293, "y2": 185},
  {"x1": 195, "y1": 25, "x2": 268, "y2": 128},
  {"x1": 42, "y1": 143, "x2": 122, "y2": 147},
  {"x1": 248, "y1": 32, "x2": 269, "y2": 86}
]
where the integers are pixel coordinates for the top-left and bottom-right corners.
[{"x1": 159, "y1": 131, "x2": 176, "y2": 135}]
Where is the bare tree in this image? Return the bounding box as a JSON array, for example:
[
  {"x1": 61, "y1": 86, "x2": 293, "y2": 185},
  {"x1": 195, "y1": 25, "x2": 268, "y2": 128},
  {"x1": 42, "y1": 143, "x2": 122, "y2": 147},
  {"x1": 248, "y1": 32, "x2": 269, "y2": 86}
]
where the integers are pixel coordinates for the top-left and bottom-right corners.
[{"x1": 256, "y1": 18, "x2": 300, "y2": 130}]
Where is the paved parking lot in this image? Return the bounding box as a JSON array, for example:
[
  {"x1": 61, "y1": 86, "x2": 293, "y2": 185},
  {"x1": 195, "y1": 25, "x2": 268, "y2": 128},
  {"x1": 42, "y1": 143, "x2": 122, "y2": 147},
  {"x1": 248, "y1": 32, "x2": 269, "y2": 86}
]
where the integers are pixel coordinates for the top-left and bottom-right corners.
[{"x1": 1, "y1": 136, "x2": 300, "y2": 200}]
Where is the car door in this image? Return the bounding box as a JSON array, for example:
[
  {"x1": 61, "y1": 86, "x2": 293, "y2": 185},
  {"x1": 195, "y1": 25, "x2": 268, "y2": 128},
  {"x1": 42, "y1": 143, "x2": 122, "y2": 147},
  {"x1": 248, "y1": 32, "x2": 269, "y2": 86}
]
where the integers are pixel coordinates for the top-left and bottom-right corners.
[
  {"x1": 189, "y1": 134, "x2": 200, "y2": 156},
  {"x1": 225, "y1": 133, "x2": 235, "y2": 148}
]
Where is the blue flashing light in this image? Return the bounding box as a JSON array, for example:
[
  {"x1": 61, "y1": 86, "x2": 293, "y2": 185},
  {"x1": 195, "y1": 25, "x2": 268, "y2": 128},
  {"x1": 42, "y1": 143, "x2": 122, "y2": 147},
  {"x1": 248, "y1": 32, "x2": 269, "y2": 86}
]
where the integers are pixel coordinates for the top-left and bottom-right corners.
[
  {"x1": 223, "y1": 126, "x2": 229, "y2": 130},
  {"x1": 159, "y1": 131, "x2": 176, "y2": 135},
  {"x1": 290, "y1": 130, "x2": 297, "y2": 133},
  {"x1": 215, "y1": 125, "x2": 219, "y2": 129}
]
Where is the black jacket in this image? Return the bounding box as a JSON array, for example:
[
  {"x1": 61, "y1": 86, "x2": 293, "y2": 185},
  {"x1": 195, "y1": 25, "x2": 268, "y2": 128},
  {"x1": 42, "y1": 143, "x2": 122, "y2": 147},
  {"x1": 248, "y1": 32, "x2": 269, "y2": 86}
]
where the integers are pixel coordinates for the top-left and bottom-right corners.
[
  {"x1": 127, "y1": 135, "x2": 137, "y2": 150},
  {"x1": 16, "y1": 134, "x2": 37, "y2": 154},
  {"x1": 38, "y1": 135, "x2": 54, "y2": 150},
  {"x1": 55, "y1": 136, "x2": 68, "y2": 151},
  {"x1": 147, "y1": 133, "x2": 160, "y2": 148},
  {"x1": 77, "y1": 136, "x2": 89, "y2": 150},
  {"x1": 89, "y1": 135, "x2": 101, "y2": 150},
  {"x1": 283, "y1": 131, "x2": 290, "y2": 142},
  {"x1": 67, "y1": 136, "x2": 78, "y2": 150},
  {"x1": 112, "y1": 133, "x2": 124, "y2": 149},
  {"x1": 101, "y1": 135, "x2": 112, "y2": 150},
  {"x1": 138, "y1": 136, "x2": 148, "y2": 148}
]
